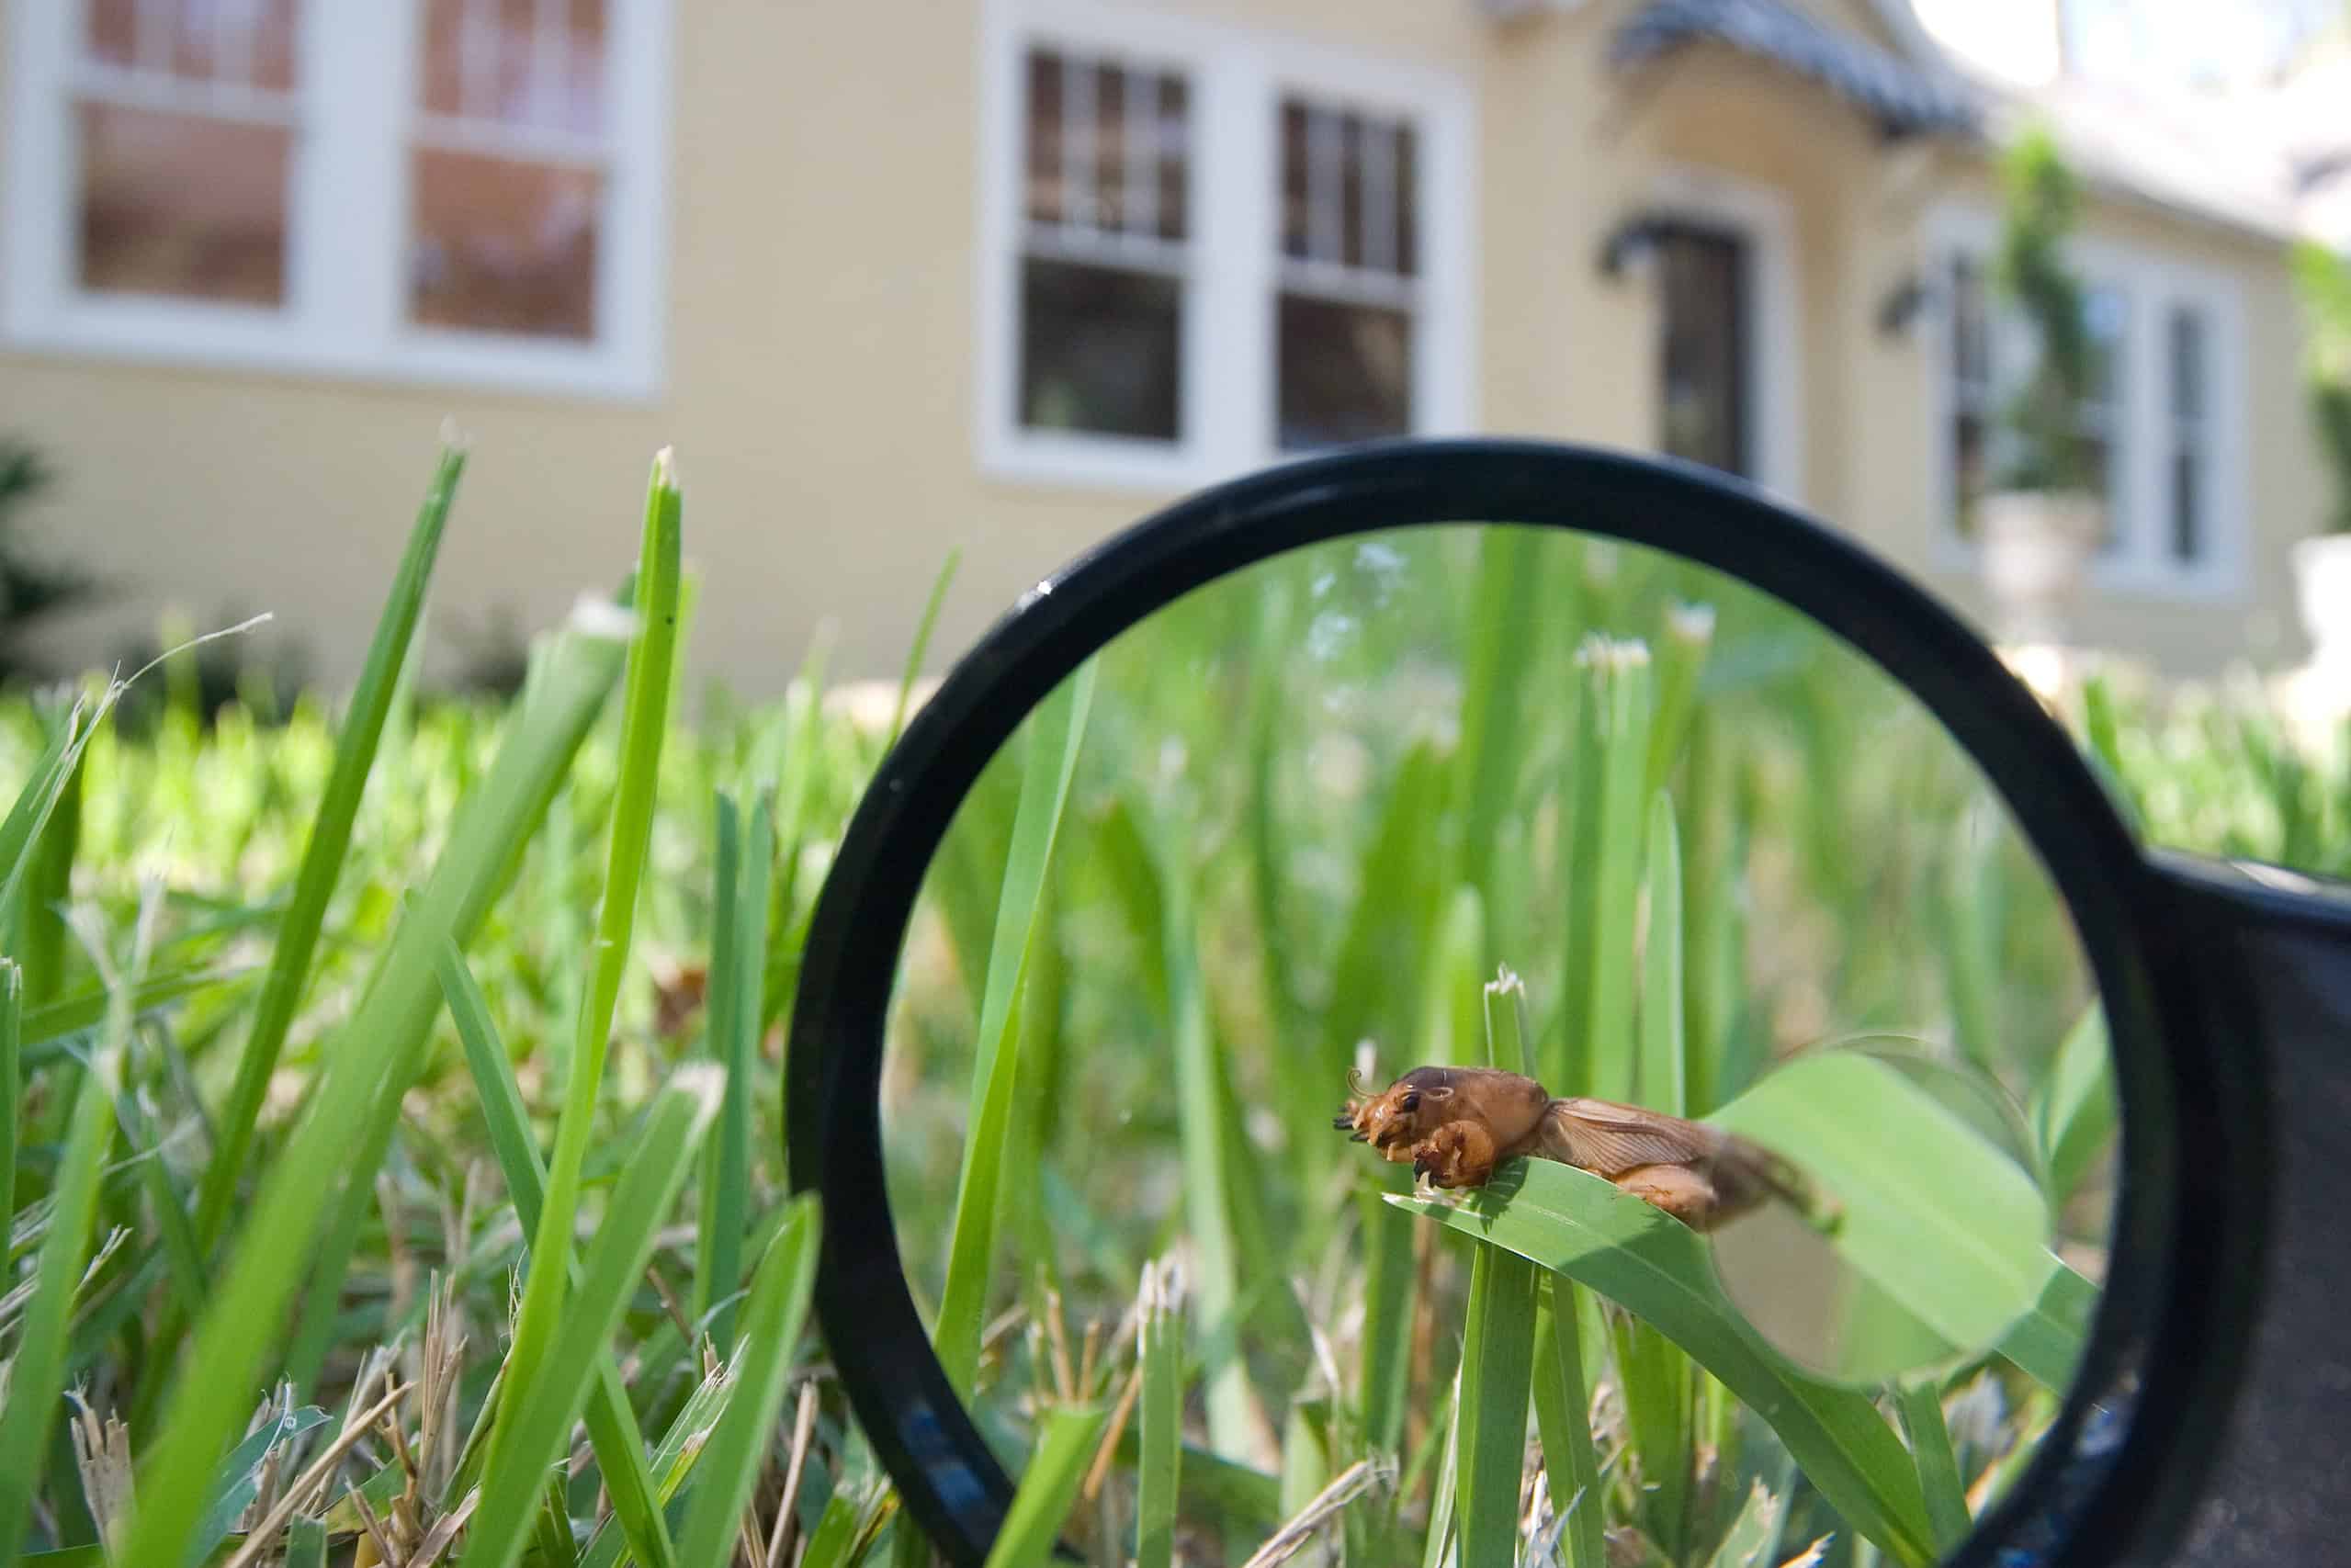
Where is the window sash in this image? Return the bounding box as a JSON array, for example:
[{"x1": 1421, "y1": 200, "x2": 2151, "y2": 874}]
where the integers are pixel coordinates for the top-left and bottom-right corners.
[
  {"x1": 1937, "y1": 233, "x2": 2237, "y2": 590},
  {"x1": 3, "y1": 0, "x2": 667, "y2": 398}
]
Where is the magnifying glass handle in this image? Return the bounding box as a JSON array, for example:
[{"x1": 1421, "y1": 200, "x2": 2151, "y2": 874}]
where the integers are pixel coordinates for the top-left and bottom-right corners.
[{"x1": 2141, "y1": 852, "x2": 2351, "y2": 1564}]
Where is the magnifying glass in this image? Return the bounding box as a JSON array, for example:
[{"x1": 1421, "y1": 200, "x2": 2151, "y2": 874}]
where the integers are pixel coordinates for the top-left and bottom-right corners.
[{"x1": 785, "y1": 440, "x2": 2349, "y2": 1568}]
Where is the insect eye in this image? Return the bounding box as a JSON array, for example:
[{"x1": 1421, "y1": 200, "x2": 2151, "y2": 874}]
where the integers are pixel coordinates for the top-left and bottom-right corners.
[{"x1": 1398, "y1": 1091, "x2": 1420, "y2": 1111}]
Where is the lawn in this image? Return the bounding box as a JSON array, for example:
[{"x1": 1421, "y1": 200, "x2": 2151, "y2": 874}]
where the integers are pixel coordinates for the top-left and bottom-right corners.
[{"x1": 0, "y1": 443, "x2": 2339, "y2": 1567}]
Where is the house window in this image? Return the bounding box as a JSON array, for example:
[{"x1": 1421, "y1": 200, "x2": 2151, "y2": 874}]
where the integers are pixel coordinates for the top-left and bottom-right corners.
[
  {"x1": 980, "y1": 5, "x2": 1469, "y2": 490},
  {"x1": 1935, "y1": 231, "x2": 2240, "y2": 594},
  {"x1": 75, "y1": 0, "x2": 301, "y2": 307},
  {"x1": 4, "y1": 0, "x2": 670, "y2": 397},
  {"x1": 412, "y1": 0, "x2": 610, "y2": 342},
  {"x1": 1275, "y1": 98, "x2": 1418, "y2": 452},
  {"x1": 1017, "y1": 48, "x2": 1190, "y2": 442},
  {"x1": 1948, "y1": 255, "x2": 1994, "y2": 532}
]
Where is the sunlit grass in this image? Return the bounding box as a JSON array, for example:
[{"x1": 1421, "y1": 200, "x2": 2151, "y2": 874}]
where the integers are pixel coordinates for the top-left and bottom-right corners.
[{"x1": 0, "y1": 446, "x2": 2334, "y2": 1565}]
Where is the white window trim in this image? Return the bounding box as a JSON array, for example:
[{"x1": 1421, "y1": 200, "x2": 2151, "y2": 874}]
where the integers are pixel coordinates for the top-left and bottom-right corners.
[
  {"x1": 1645, "y1": 164, "x2": 1804, "y2": 506},
  {"x1": 975, "y1": 0, "x2": 1476, "y2": 494},
  {"x1": 1, "y1": 0, "x2": 673, "y2": 402},
  {"x1": 1919, "y1": 200, "x2": 2250, "y2": 602}
]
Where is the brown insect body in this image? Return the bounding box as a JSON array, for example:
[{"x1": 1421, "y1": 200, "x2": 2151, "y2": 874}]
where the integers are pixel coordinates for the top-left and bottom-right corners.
[{"x1": 1334, "y1": 1064, "x2": 1811, "y2": 1232}]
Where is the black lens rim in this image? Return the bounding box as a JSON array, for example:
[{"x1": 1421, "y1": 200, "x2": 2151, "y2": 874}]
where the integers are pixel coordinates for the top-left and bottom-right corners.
[{"x1": 785, "y1": 438, "x2": 2225, "y2": 1567}]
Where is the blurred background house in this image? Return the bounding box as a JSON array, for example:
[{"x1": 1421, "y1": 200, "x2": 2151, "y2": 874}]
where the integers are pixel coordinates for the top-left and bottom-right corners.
[{"x1": 0, "y1": 0, "x2": 2342, "y2": 694}]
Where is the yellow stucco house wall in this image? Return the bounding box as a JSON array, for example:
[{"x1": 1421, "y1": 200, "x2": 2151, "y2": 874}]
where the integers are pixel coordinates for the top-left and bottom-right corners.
[{"x1": 0, "y1": 0, "x2": 2328, "y2": 694}]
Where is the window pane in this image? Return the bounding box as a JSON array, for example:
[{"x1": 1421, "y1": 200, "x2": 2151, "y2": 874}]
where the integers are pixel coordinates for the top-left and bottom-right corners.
[
  {"x1": 1277, "y1": 293, "x2": 1410, "y2": 450},
  {"x1": 88, "y1": 0, "x2": 298, "y2": 88},
  {"x1": 1020, "y1": 258, "x2": 1181, "y2": 440},
  {"x1": 408, "y1": 150, "x2": 600, "y2": 338},
  {"x1": 1951, "y1": 255, "x2": 1987, "y2": 391},
  {"x1": 2171, "y1": 448, "x2": 2202, "y2": 561},
  {"x1": 1658, "y1": 227, "x2": 1747, "y2": 478},
  {"x1": 562, "y1": 0, "x2": 605, "y2": 136},
  {"x1": 1281, "y1": 100, "x2": 1311, "y2": 259},
  {"x1": 1395, "y1": 122, "x2": 1419, "y2": 277},
  {"x1": 2169, "y1": 306, "x2": 2207, "y2": 422},
  {"x1": 422, "y1": 0, "x2": 600, "y2": 130},
  {"x1": 1025, "y1": 50, "x2": 1064, "y2": 225},
  {"x1": 77, "y1": 103, "x2": 289, "y2": 305},
  {"x1": 88, "y1": 0, "x2": 140, "y2": 68},
  {"x1": 1340, "y1": 114, "x2": 1366, "y2": 270},
  {"x1": 1094, "y1": 64, "x2": 1127, "y2": 231},
  {"x1": 1154, "y1": 74, "x2": 1187, "y2": 243}
]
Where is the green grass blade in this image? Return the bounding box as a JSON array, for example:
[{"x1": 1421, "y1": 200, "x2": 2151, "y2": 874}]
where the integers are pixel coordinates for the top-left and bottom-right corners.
[
  {"x1": 457, "y1": 1067, "x2": 724, "y2": 1568},
  {"x1": 1163, "y1": 831, "x2": 1260, "y2": 1461},
  {"x1": 438, "y1": 936, "x2": 681, "y2": 1568},
  {"x1": 192, "y1": 440, "x2": 466, "y2": 1251},
  {"x1": 1448, "y1": 963, "x2": 1540, "y2": 1568},
  {"x1": 1136, "y1": 1258, "x2": 1183, "y2": 1568},
  {"x1": 1704, "y1": 1479, "x2": 1784, "y2": 1568},
  {"x1": 1645, "y1": 604, "x2": 1713, "y2": 805},
  {"x1": 675, "y1": 1193, "x2": 821, "y2": 1568},
  {"x1": 1452, "y1": 1243, "x2": 1538, "y2": 1568},
  {"x1": 934, "y1": 661, "x2": 1097, "y2": 1396},
  {"x1": 2, "y1": 962, "x2": 18, "y2": 1213},
  {"x1": 1640, "y1": 793, "x2": 1686, "y2": 1115},
  {"x1": 1418, "y1": 1366, "x2": 1464, "y2": 1568},
  {"x1": 1995, "y1": 1254, "x2": 2097, "y2": 1391},
  {"x1": 978, "y1": 1404, "x2": 1108, "y2": 1568},
  {"x1": 495, "y1": 450, "x2": 684, "y2": 1482},
  {"x1": 2029, "y1": 1002, "x2": 2114, "y2": 1208},
  {"x1": 1572, "y1": 639, "x2": 1653, "y2": 1100},
  {"x1": 695, "y1": 793, "x2": 745, "y2": 1337},
  {"x1": 887, "y1": 548, "x2": 961, "y2": 752},
  {"x1": 1529, "y1": 1279, "x2": 1605, "y2": 1568},
  {"x1": 1896, "y1": 1380, "x2": 1971, "y2": 1554},
  {"x1": 116, "y1": 594, "x2": 631, "y2": 1568},
  {"x1": 12, "y1": 742, "x2": 80, "y2": 1008},
  {"x1": 0, "y1": 1059, "x2": 113, "y2": 1560},
  {"x1": 1708, "y1": 1052, "x2": 2051, "y2": 1357},
  {"x1": 1392, "y1": 1159, "x2": 1937, "y2": 1567},
  {"x1": 284, "y1": 1517, "x2": 327, "y2": 1568},
  {"x1": 1453, "y1": 526, "x2": 1543, "y2": 910}
]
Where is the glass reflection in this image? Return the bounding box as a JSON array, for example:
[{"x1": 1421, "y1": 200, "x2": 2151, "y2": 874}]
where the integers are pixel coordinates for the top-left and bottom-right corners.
[{"x1": 884, "y1": 523, "x2": 2114, "y2": 1563}]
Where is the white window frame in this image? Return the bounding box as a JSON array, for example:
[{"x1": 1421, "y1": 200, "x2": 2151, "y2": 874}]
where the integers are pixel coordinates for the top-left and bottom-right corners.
[
  {"x1": 1645, "y1": 164, "x2": 1804, "y2": 505},
  {"x1": 975, "y1": 0, "x2": 1475, "y2": 493},
  {"x1": 1, "y1": 0, "x2": 673, "y2": 401},
  {"x1": 1920, "y1": 201, "x2": 2249, "y2": 601}
]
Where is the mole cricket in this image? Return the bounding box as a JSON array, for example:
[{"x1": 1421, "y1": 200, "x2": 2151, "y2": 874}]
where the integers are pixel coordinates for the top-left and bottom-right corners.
[{"x1": 1334, "y1": 1063, "x2": 1831, "y2": 1234}]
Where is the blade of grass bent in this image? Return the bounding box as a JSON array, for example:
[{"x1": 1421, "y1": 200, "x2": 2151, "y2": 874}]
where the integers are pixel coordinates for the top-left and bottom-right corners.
[
  {"x1": 457, "y1": 1067, "x2": 724, "y2": 1568},
  {"x1": 1392, "y1": 1160, "x2": 1936, "y2": 1567},
  {"x1": 934, "y1": 661, "x2": 1097, "y2": 1396},
  {"x1": 115, "y1": 595, "x2": 631, "y2": 1568},
  {"x1": 192, "y1": 441, "x2": 466, "y2": 1252},
  {"x1": 675, "y1": 1194, "x2": 821, "y2": 1568},
  {"x1": 492, "y1": 452, "x2": 684, "y2": 1489}
]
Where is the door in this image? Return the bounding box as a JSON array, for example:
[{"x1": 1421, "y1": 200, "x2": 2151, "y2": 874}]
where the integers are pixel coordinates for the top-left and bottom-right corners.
[{"x1": 1655, "y1": 222, "x2": 1751, "y2": 479}]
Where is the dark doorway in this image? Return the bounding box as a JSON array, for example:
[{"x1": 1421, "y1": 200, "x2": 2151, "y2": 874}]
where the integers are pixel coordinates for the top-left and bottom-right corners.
[{"x1": 1655, "y1": 222, "x2": 1751, "y2": 479}]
